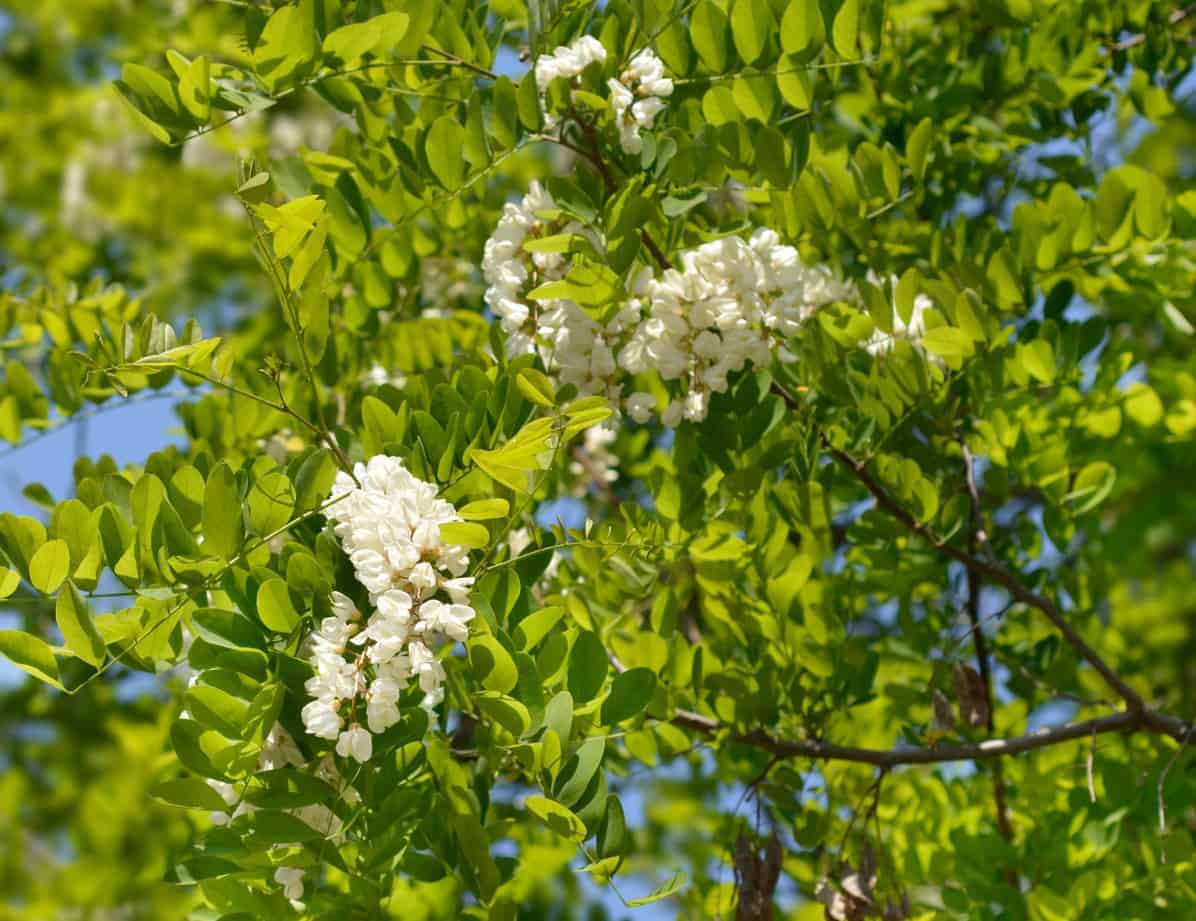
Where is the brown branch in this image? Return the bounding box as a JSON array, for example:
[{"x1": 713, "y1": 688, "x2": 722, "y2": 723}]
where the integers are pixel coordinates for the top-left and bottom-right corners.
[
  {"x1": 641, "y1": 230, "x2": 674, "y2": 271},
  {"x1": 960, "y1": 442, "x2": 1015, "y2": 846},
  {"x1": 666, "y1": 706, "x2": 1190, "y2": 768},
  {"x1": 828, "y1": 442, "x2": 1145, "y2": 710},
  {"x1": 770, "y1": 380, "x2": 1143, "y2": 713},
  {"x1": 570, "y1": 114, "x2": 674, "y2": 272}
]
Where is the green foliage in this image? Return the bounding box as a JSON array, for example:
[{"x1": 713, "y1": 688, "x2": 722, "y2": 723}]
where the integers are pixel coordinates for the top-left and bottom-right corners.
[{"x1": 2, "y1": 1, "x2": 1196, "y2": 920}]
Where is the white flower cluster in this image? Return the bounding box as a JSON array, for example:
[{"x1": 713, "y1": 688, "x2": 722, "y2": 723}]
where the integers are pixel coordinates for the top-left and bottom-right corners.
[
  {"x1": 534, "y1": 36, "x2": 608, "y2": 129},
  {"x1": 618, "y1": 229, "x2": 854, "y2": 424},
  {"x1": 483, "y1": 194, "x2": 853, "y2": 426},
  {"x1": 205, "y1": 721, "x2": 357, "y2": 906},
  {"x1": 482, "y1": 181, "x2": 624, "y2": 401},
  {"x1": 607, "y1": 50, "x2": 674, "y2": 154},
  {"x1": 535, "y1": 39, "x2": 673, "y2": 155},
  {"x1": 301, "y1": 456, "x2": 476, "y2": 763}
]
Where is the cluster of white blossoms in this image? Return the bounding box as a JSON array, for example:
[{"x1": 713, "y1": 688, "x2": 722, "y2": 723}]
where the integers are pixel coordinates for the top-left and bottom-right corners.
[
  {"x1": 618, "y1": 229, "x2": 854, "y2": 425},
  {"x1": 481, "y1": 181, "x2": 625, "y2": 401},
  {"x1": 301, "y1": 456, "x2": 476, "y2": 763},
  {"x1": 607, "y1": 50, "x2": 674, "y2": 154},
  {"x1": 534, "y1": 36, "x2": 608, "y2": 129},
  {"x1": 534, "y1": 39, "x2": 673, "y2": 156},
  {"x1": 484, "y1": 192, "x2": 854, "y2": 426}
]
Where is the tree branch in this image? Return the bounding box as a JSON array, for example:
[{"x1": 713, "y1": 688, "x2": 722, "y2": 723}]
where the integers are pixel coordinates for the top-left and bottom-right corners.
[
  {"x1": 826, "y1": 441, "x2": 1145, "y2": 711},
  {"x1": 666, "y1": 706, "x2": 1190, "y2": 768},
  {"x1": 961, "y1": 441, "x2": 1016, "y2": 873}
]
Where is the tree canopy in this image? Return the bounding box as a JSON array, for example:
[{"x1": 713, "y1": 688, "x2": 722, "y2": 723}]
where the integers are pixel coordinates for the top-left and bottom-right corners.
[{"x1": 2, "y1": 1, "x2": 1196, "y2": 919}]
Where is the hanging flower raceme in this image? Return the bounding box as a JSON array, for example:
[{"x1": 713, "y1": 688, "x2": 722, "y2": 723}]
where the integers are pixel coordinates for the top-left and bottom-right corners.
[
  {"x1": 481, "y1": 181, "x2": 624, "y2": 400},
  {"x1": 301, "y1": 456, "x2": 476, "y2": 762},
  {"x1": 534, "y1": 36, "x2": 608, "y2": 129},
  {"x1": 607, "y1": 49, "x2": 674, "y2": 154},
  {"x1": 483, "y1": 189, "x2": 855, "y2": 427},
  {"x1": 618, "y1": 229, "x2": 854, "y2": 425},
  {"x1": 535, "y1": 39, "x2": 674, "y2": 156}
]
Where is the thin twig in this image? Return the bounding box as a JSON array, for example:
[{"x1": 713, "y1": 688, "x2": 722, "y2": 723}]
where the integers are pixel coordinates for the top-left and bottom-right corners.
[
  {"x1": 1157, "y1": 724, "x2": 1194, "y2": 862},
  {"x1": 960, "y1": 439, "x2": 1015, "y2": 845},
  {"x1": 817, "y1": 430, "x2": 1145, "y2": 712}
]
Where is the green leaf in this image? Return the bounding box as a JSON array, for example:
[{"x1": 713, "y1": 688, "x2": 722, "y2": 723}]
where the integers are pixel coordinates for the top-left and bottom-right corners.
[
  {"x1": 626, "y1": 871, "x2": 688, "y2": 907},
  {"x1": 425, "y1": 116, "x2": 466, "y2": 189},
  {"x1": 372, "y1": 11, "x2": 412, "y2": 50},
  {"x1": 440, "y1": 521, "x2": 490, "y2": 549},
  {"x1": 451, "y1": 813, "x2": 500, "y2": 901},
  {"x1": 203, "y1": 462, "x2": 243, "y2": 561},
  {"x1": 247, "y1": 768, "x2": 338, "y2": 809},
  {"x1": 0, "y1": 568, "x2": 19, "y2": 599},
  {"x1": 515, "y1": 605, "x2": 565, "y2": 651},
  {"x1": 730, "y1": 0, "x2": 772, "y2": 64},
  {"x1": 597, "y1": 794, "x2": 628, "y2": 858},
  {"x1": 906, "y1": 117, "x2": 934, "y2": 182},
  {"x1": 568, "y1": 630, "x2": 608, "y2": 703},
  {"x1": 690, "y1": 2, "x2": 729, "y2": 72},
  {"x1": 192, "y1": 608, "x2": 266, "y2": 651},
  {"x1": 294, "y1": 448, "x2": 337, "y2": 512},
  {"x1": 29, "y1": 539, "x2": 69, "y2": 594},
  {"x1": 516, "y1": 368, "x2": 556, "y2": 407},
  {"x1": 476, "y1": 691, "x2": 532, "y2": 737},
  {"x1": 56, "y1": 582, "x2": 106, "y2": 667},
  {"x1": 600, "y1": 667, "x2": 656, "y2": 725},
  {"x1": 323, "y1": 20, "x2": 382, "y2": 65},
  {"x1": 517, "y1": 74, "x2": 543, "y2": 132},
  {"x1": 175, "y1": 53, "x2": 211, "y2": 123},
  {"x1": 0, "y1": 630, "x2": 63, "y2": 689},
  {"x1": 253, "y1": 0, "x2": 319, "y2": 92},
  {"x1": 1067, "y1": 461, "x2": 1116, "y2": 515},
  {"x1": 732, "y1": 74, "x2": 776, "y2": 123},
  {"x1": 457, "y1": 499, "x2": 510, "y2": 521},
  {"x1": 553, "y1": 737, "x2": 604, "y2": 807},
  {"x1": 525, "y1": 795, "x2": 587, "y2": 842},
  {"x1": 781, "y1": 0, "x2": 821, "y2": 53},
  {"x1": 256, "y1": 579, "x2": 300, "y2": 633},
  {"x1": 830, "y1": 0, "x2": 860, "y2": 56},
  {"x1": 1020, "y1": 338, "x2": 1056, "y2": 383},
  {"x1": 492, "y1": 76, "x2": 519, "y2": 149},
  {"x1": 920, "y1": 326, "x2": 974, "y2": 362},
  {"x1": 151, "y1": 777, "x2": 232, "y2": 812},
  {"x1": 469, "y1": 633, "x2": 519, "y2": 693}
]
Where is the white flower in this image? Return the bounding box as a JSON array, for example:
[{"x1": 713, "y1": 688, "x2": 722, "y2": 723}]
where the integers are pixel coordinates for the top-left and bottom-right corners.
[
  {"x1": 275, "y1": 866, "x2": 305, "y2": 901},
  {"x1": 409, "y1": 639, "x2": 447, "y2": 708},
  {"x1": 507, "y1": 527, "x2": 532, "y2": 558},
  {"x1": 625, "y1": 392, "x2": 656, "y2": 424},
  {"x1": 609, "y1": 49, "x2": 673, "y2": 154},
  {"x1": 304, "y1": 454, "x2": 479, "y2": 753},
  {"x1": 336, "y1": 724, "x2": 373, "y2": 763},
  {"x1": 302, "y1": 697, "x2": 342, "y2": 741},
  {"x1": 534, "y1": 36, "x2": 609, "y2": 129},
  {"x1": 863, "y1": 280, "x2": 935, "y2": 358},
  {"x1": 414, "y1": 599, "x2": 475, "y2": 643}
]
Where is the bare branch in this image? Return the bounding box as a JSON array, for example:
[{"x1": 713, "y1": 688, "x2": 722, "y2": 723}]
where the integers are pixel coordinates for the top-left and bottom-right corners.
[
  {"x1": 960, "y1": 441, "x2": 1015, "y2": 845},
  {"x1": 823, "y1": 440, "x2": 1146, "y2": 711},
  {"x1": 666, "y1": 707, "x2": 1190, "y2": 769}
]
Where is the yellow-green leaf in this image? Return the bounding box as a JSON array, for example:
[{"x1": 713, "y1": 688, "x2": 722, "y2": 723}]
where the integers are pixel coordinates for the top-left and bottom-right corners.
[
  {"x1": 56, "y1": 582, "x2": 106, "y2": 667},
  {"x1": 29, "y1": 539, "x2": 69, "y2": 594}
]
